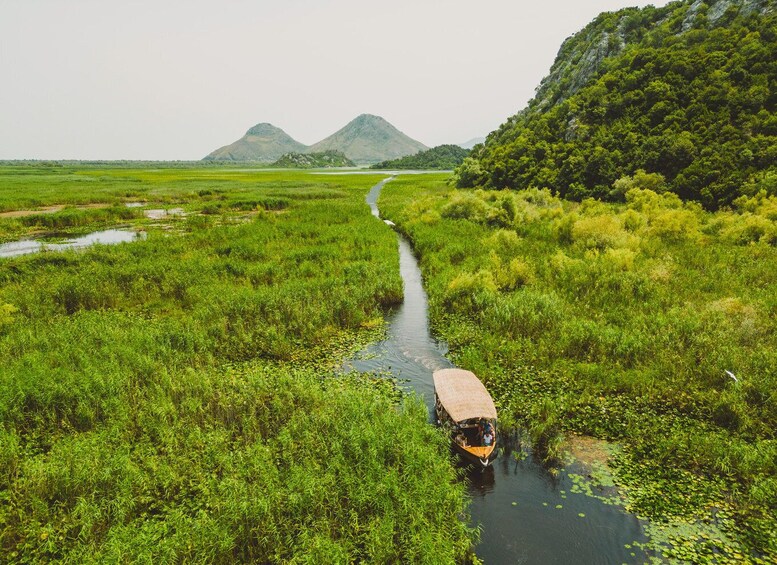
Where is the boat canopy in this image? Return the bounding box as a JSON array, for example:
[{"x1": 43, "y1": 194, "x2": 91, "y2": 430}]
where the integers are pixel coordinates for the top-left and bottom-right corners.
[{"x1": 433, "y1": 368, "x2": 497, "y2": 423}]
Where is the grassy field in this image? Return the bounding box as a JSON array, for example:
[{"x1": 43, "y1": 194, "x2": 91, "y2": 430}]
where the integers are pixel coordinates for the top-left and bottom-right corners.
[
  {"x1": 379, "y1": 174, "x2": 777, "y2": 561},
  {"x1": 0, "y1": 166, "x2": 474, "y2": 563}
]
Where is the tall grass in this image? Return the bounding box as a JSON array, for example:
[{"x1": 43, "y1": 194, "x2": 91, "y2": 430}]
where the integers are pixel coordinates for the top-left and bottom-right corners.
[
  {"x1": 380, "y1": 175, "x2": 777, "y2": 555},
  {"x1": 0, "y1": 167, "x2": 473, "y2": 563}
]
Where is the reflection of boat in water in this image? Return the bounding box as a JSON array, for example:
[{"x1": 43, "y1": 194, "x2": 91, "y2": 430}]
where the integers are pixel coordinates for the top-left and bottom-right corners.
[{"x1": 433, "y1": 368, "x2": 498, "y2": 467}]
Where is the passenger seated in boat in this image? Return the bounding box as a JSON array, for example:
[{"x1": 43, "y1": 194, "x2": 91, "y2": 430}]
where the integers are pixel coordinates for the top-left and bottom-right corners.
[
  {"x1": 483, "y1": 430, "x2": 494, "y2": 446},
  {"x1": 456, "y1": 432, "x2": 468, "y2": 447}
]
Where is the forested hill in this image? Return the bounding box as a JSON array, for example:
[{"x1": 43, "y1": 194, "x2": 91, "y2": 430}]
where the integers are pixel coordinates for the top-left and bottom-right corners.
[
  {"x1": 458, "y1": 0, "x2": 777, "y2": 209},
  {"x1": 271, "y1": 150, "x2": 355, "y2": 168},
  {"x1": 371, "y1": 144, "x2": 469, "y2": 170}
]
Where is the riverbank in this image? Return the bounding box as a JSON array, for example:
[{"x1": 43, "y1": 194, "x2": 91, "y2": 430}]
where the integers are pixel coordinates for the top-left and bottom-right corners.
[
  {"x1": 355, "y1": 178, "x2": 659, "y2": 564},
  {"x1": 378, "y1": 173, "x2": 777, "y2": 561}
]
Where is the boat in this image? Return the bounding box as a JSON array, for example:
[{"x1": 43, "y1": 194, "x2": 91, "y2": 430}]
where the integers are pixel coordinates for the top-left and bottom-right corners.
[{"x1": 433, "y1": 368, "x2": 498, "y2": 467}]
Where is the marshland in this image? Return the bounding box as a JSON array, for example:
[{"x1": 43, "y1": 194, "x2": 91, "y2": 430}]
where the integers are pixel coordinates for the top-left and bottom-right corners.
[{"x1": 0, "y1": 164, "x2": 774, "y2": 563}]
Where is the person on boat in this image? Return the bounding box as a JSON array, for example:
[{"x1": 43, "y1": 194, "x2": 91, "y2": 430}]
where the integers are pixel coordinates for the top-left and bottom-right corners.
[
  {"x1": 483, "y1": 430, "x2": 494, "y2": 447},
  {"x1": 456, "y1": 432, "x2": 467, "y2": 447}
]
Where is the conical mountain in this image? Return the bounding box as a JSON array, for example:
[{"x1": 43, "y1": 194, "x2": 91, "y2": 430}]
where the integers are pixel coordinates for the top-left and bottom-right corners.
[
  {"x1": 459, "y1": 137, "x2": 485, "y2": 149},
  {"x1": 307, "y1": 114, "x2": 428, "y2": 165},
  {"x1": 203, "y1": 123, "x2": 307, "y2": 162}
]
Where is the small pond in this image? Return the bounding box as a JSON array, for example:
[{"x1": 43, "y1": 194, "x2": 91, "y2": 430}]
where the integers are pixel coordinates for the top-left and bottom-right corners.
[{"x1": 0, "y1": 229, "x2": 145, "y2": 259}]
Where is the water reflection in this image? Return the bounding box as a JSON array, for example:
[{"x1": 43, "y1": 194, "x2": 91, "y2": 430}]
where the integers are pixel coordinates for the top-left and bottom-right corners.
[
  {"x1": 347, "y1": 178, "x2": 650, "y2": 564},
  {"x1": 0, "y1": 229, "x2": 145, "y2": 259}
]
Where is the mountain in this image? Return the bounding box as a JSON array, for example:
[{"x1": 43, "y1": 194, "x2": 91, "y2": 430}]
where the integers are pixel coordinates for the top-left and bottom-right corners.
[
  {"x1": 271, "y1": 150, "x2": 355, "y2": 169},
  {"x1": 457, "y1": 0, "x2": 777, "y2": 209},
  {"x1": 459, "y1": 137, "x2": 485, "y2": 149},
  {"x1": 372, "y1": 144, "x2": 470, "y2": 170},
  {"x1": 306, "y1": 114, "x2": 428, "y2": 165},
  {"x1": 204, "y1": 123, "x2": 307, "y2": 162}
]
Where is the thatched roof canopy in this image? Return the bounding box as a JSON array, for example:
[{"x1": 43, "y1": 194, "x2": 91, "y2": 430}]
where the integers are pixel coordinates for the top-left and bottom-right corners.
[{"x1": 433, "y1": 368, "x2": 497, "y2": 422}]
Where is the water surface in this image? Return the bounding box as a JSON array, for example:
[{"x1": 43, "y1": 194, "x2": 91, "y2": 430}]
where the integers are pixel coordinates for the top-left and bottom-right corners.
[
  {"x1": 0, "y1": 229, "x2": 145, "y2": 259},
  {"x1": 345, "y1": 177, "x2": 650, "y2": 563}
]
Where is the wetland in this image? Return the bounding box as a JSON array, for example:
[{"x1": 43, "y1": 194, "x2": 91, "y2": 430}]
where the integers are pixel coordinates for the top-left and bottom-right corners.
[{"x1": 0, "y1": 164, "x2": 774, "y2": 563}]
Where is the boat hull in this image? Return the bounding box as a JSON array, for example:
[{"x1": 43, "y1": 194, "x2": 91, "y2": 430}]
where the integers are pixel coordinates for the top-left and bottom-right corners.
[
  {"x1": 436, "y1": 404, "x2": 497, "y2": 467},
  {"x1": 453, "y1": 440, "x2": 498, "y2": 467},
  {"x1": 433, "y1": 368, "x2": 498, "y2": 467}
]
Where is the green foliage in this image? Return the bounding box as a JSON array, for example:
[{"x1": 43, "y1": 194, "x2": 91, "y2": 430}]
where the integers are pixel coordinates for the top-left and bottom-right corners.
[
  {"x1": 372, "y1": 144, "x2": 470, "y2": 170},
  {"x1": 0, "y1": 303, "x2": 16, "y2": 326},
  {"x1": 0, "y1": 167, "x2": 473, "y2": 563},
  {"x1": 459, "y1": 0, "x2": 777, "y2": 209},
  {"x1": 455, "y1": 157, "x2": 485, "y2": 187},
  {"x1": 271, "y1": 150, "x2": 355, "y2": 169},
  {"x1": 2, "y1": 366, "x2": 472, "y2": 563},
  {"x1": 379, "y1": 175, "x2": 777, "y2": 556}
]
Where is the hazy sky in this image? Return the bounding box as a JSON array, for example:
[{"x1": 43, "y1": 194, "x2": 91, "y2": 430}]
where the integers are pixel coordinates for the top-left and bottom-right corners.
[{"x1": 1, "y1": 0, "x2": 672, "y2": 160}]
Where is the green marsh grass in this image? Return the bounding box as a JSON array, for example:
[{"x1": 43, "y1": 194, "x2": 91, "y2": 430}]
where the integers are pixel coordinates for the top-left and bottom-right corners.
[
  {"x1": 379, "y1": 174, "x2": 777, "y2": 558},
  {"x1": 0, "y1": 166, "x2": 474, "y2": 563}
]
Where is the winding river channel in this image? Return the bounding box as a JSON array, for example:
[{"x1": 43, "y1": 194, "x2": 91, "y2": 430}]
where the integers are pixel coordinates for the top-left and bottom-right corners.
[{"x1": 344, "y1": 178, "x2": 650, "y2": 564}]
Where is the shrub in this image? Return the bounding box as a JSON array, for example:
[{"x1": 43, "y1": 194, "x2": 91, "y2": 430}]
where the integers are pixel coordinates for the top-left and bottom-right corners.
[
  {"x1": 440, "y1": 193, "x2": 490, "y2": 222},
  {"x1": 648, "y1": 208, "x2": 701, "y2": 243},
  {"x1": 603, "y1": 248, "x2": 637, "y2": 271},
  {"x1": 0, "y1": 302, "x2": 16, "y2": 326},
  {"x1": 484, "y1": 229, "x2": 522, "y2": 258},
  {"x1": 496, "y1": 256, "x2": 535, "y2": 290},
  {"x1": 612, "y1": 169, "x2": 667, "y2": 200},
  {"x1": 621, "y1": 209, "x2": 645, "y2": 232},
  {"x1": 721, "y1": 214, "x2": 776, "y2": 245},
  {"x1": 553, "y1": 212, "x2": 578, "y2": 244},
  {"x1": 571, "y1": 215, "x2": 629, "y2": 250},
  {"x1": 626, "y1": 188, "x2": 683, "y2": 212},
  {"x1": 454, "y1": 157, "x2": 485, "y2": 188},
  {"x1": 445, "y1": 269, "x2": 497, "y2": 312}
]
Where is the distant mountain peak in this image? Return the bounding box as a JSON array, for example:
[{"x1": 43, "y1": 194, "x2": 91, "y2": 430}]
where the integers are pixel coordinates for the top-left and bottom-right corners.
[
  {"x1": 204, "y1": 114, "x2": 428, "y2": 164},
  {"x1": 307, "y1": 114, "x2": 427, "y2": 165},
  {"x1": 352, "y1": 113, "x2": 387, "y2": 124},
  {"x1": 459, "y1": 137, "x2": 486, "y2": 150},
  {"x1": 245, "y1": 123, "x2": 283, "y2": 136},
  {"x1": 203, "y1": 122, "x2": 307, "y2": 162}
]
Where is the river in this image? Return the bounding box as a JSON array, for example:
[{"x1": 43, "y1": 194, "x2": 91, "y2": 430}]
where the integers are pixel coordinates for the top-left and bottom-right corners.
[{"x1": 344, "y1": 177, "x2": 650, "y2": 564}]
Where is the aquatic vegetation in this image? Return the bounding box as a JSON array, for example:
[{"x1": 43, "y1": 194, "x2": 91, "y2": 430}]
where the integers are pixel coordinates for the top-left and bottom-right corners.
[
  {"x1": 380, "y1": 174, "x2": 777, "y2": 558},
  {"x1": 0, "y1": 166, "x2": 473, "y2": 562}
]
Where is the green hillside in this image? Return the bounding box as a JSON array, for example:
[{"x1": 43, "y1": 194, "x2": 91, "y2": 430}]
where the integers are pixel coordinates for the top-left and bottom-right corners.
[
  {"x1": 458, "y1": 0, "x2": 777, "y2": 209},
  {"x1": 272, "y1": 150, "x2": 354, "y2": 168},
  {"x1": 306, "y1": 114, "x2": 428, "y2": 165},
  {"x1": 204, "y1": 123, "x2": 307, "y2": 162},
  {"x1": 371, "y1": 144, "x2": 469, "y2": 170}
]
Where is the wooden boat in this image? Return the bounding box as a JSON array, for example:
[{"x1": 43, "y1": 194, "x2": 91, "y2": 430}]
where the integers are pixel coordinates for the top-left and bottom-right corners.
[{"x1": 433, "y1": 368, "x2": 498, "y2": 467}]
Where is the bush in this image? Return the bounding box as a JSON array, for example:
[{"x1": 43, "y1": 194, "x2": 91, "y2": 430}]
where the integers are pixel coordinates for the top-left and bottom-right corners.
[
  {"x1": 440, "y1": 193, "x2": 490, "y2": 222},
  {"x1": 484, "y1": 229, "x2": 523, "y2": 257},
  {"x1": 648, "y1": 208, "x2": 701, "y2": 242},
  {"x1": 571, "y1": 215, "x2": 629, "y2": 250},
  {"x1": 445, "y1": 269, "x2": 498, "y2": 312},
  {"x1": 490, "y1": 253, "x2": 534, "y2": 290},
  {"x1": 454, "y1": 157, "x2": 485, "y2": 188},
  {"x1": 722, "y1": 214, "x2": 776, "y2": 245}
]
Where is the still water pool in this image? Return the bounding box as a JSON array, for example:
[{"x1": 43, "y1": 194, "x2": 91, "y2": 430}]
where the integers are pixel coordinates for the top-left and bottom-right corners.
[{"x1": 0, "y1": 229, "x2": 145, "y2": 258}]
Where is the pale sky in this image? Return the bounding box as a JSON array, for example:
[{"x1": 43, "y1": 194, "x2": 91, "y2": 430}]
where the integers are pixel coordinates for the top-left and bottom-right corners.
[{"x1": 0, "y1": 0, "x2": 672, "y2": 160}]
